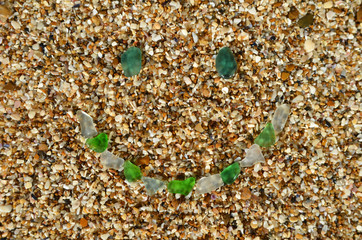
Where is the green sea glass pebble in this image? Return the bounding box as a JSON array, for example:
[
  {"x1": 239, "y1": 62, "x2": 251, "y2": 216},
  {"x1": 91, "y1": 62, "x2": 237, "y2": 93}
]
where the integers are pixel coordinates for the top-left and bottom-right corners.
[
  {"x1": 124, "y1": 161, "x2": 142, "y2": 182},
  {"x1": 215, "y1": 47, "x2": 237, "y2": 79},
  {"x1": 220, "y1": 162, "x2": 240, "y2": 185},
  {"x1": 167, "y1": 177, "x2": 196, "y2": 196},
  {"x1": 254, "y1": 122, "x2": 276, "y2": 148},
  {"x1": 85, "y1": 133, "x2": 108, "y2": 153},
  {"x1": 121, "y1": 46, "x2": 142, "y2": 77}
]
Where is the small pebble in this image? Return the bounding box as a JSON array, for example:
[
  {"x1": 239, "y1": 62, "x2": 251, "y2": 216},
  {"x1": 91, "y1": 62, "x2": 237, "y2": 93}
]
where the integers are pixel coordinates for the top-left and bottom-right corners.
[
  {"x1": 295, "y1": 234, "x2": 304, "y2": 239},
  {"x1": 25, "y1": 182, "x2": 32, "y2": 189},
  {"x1": 292, "y1": 95, "x2": 304, "y2": 103},
  {"x1": 215, "y1": 47, "x2": 237, "y2": 79},
  {"x1": 14, "y1": 100, "x2": 21, "y2": 109},
  {"x1": 153, "y1": 22, "x2": 161, "y2": 30},
  {"x1": 121, "y1": 47, "x2": 142, "y2": 77},
  {"x1": 192, "y1": 32, "x2": 198, "y2": 43},
  {"x1": 281, "y1": 72, "x2": 290, "y2": 80},
  {"x1": 180, "y1": 29, "x2": 188, "y2": 37},
  {"x1": 323, "y1": 1, "x2": 333, "y2": 9},
  {"x1": 304, "y1": 39, "x2": 315, "y2": 53},
  {"x1": 285, "y1": 64, "x2": 295, "y2": 72},
  {"x1": 38, "y1": 144, "x2": 48, "y2": 151},
  {"x1": 326, "y1": 11, "x2": 335, "y2": 20},
  {"x1": 288, "y1": 7, "x2": 299, "y2": 20},
  {"x1": 0, "y1": 205, "x2": 12, "y2": 213},
  {"x1": 28, "y1": 110, "x2": 36, "y2": 119},
  {"x1": 195, "y1": 123, "x2": 204, "y2": 132},
  {"x1": 77, "y1": 110, "x2": 98, "y2": 138},
  {"x1": 222, "y1": 87, "x2": 229, "y2": 94},
  {"x1": 168, "y1": 177, "x2": 195, "y2": 196},
  {"x1": 298, "y1": 13, "x2": 314, "y2": 28},
  {"x1": 91, "y1": 15, "x2": 101, "y2": 26},
  {"x1": 238, "y1": 144, "x2": 265, "y2": 168},
  {"x1": 136, "y1": 155, "x2": 150, "y2": 165},
  {"x1": 11, "y1": 20, "x2": 20, "y2": 29},
  {"x1": 272, "y1": 104, "x2": 290, "y2": 135},
  {"x1": 100, "y1": 150, "x2": 125, "y2": 171},
  {"x1": 250, "y1": 220, "x2": 258, "y2": 229},
  {"x1": 80, "y1": 218, "x2": 88, "y2": 227},
  {"x1": 184, "y1": 76, "x2": 192, "y2": 85},
  {"x1": 195, "y1": 174, "x2": 224, "y2": 195},
  {"x1": 240, "y1": 187, "x2": 251, "y2": 200},
  {"x1": 142, "y1": 177, "x2": 165, "y2": 195},
  {"x1": 53, "y1": 164, "x2": 64, "y2": 171}
]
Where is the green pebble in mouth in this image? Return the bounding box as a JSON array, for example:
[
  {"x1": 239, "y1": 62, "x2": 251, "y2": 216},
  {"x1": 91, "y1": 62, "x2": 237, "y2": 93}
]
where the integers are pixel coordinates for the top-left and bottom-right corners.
[
  {"x1": 124, "y1": 160, "x2": 143, "y2": 182},
  {"x1": 220, "y1": 162, "x2": 240, "y2": 185},
  {"x1": 254, "y1": 122, "x2": 276, "y2": 148},
  {"x1": 85, "y1": 133, "x2": 108, "y2": 153},
  {"x1": 167, "y1": 177, "x2": 196, "y2": 196}
]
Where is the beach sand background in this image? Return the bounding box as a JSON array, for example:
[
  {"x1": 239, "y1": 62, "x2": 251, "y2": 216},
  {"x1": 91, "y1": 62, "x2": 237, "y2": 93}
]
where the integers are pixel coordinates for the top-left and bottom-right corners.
[{"x1": 0, "y1": 0, "x2": 361, "y2": 239}]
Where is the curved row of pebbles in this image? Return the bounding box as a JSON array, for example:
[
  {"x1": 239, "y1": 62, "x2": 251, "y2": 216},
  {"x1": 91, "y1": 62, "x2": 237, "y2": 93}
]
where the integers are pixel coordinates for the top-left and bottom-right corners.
[{"x1": 76, "y1": 104, "x2": 290, "y2": 197}]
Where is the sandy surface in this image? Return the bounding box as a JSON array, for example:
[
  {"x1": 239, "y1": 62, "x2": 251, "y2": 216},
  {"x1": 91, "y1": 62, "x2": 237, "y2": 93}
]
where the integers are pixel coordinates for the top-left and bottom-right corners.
[{"x1": 0, "y1": 0, "x2": 361, "y2": 239}]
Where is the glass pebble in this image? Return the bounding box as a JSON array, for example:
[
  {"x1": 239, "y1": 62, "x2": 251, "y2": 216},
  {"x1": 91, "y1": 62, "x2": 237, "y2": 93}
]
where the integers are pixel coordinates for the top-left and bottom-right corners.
[
  {"x1": 167, "y1": 177, "x2": 195, "y2": 196},
  {"x1": 272, "y1": 104, "x2": 290, "y2": 135},
  {"x1": 195, "y1": 174, "x2": 224, "y2": 195},
  {"x1": 142, "y1": 177, "x2": 165, "y2": 195},
  {"x1": 121, "y1": 47, "x2": 142, "y2": 77},
  {"x1": 216, "y1": 47, "x2": 237, "y2": 79},
  {"x1": 77, "y1": 110, "x2": 97, "y2": 138},
  {"x1": 254, "y1": 122, "x2": 276, "y2": 148},
  {"x1": 124, "y1": 160, "x2": 142, "y2": 182},
  {"x1": 100, "y1": 150, "x2": 124, "y2": 171},
  {"x1": 86, "y1": 133, "x2": 108, "y2": 153},
  {"x1": 238, "y1": 144, "x2": 265, "y2": 168},
  {"x1": 220, "y1": 162, "x2": 240, "y2": 185}
]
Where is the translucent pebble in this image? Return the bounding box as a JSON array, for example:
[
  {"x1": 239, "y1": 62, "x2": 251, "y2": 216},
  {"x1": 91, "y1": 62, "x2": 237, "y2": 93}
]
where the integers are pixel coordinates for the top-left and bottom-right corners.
[
  {"x1": 254, "y1": 122, "x2": 276, "y2": 148},
  {"x1": 272, "y1": 104, "x2": 290, "y2": 134},
  {"x1": 76, "y1": 110, "x2": 98, "y2": 138},
  {"x1": 142, "y1": 177, "x2": 165, "y2": 195},
  {"x1": 195, "y1": 174, "x2": 224, "y2": 195},
  {"x1": 100, "y1": 150, "x2": 124, "y2": 171},
  {"x1": 238, "y1": 144, "x2": 265, "y2": 168},
  {"x1": 304, "y1": 39, "x2": 315, "y2": 53},
  {"x1": 0, "y1": 205, "x2": 12, "y2": 213}
]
